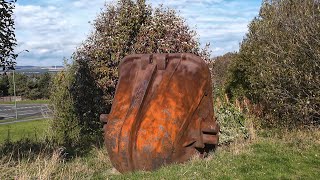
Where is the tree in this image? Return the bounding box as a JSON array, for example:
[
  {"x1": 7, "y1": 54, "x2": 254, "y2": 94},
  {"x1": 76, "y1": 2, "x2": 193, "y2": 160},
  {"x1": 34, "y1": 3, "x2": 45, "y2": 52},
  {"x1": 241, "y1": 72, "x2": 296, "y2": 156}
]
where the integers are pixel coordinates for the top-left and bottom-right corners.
[
  {"x1": 8, "y1": 73, "x2": 28, "y2": 97},
  {"x1": 227, "y1": 0, "x2": 320, "y2": 126},
  {"x1": 6, "y1": 73, "x2": 52, "y2": 99},
  {"x1": 0, "y1": 0, "x2": 17, "y2": 70},
  {"x1": 0, "y1": 74, "x2": 9, "y2": 96},
  {"x1": 75, "y1": 0, "x2": 210, "y2": 107},
  {"x1": 50, "y1": 0, "x2": 211, "y2": 152},
  {"x1": 37, "y1": 73, "x2": 52, "y2": 99},
  {"x1": 210, "y1": 53, "x2": 237, "y2": 97}
]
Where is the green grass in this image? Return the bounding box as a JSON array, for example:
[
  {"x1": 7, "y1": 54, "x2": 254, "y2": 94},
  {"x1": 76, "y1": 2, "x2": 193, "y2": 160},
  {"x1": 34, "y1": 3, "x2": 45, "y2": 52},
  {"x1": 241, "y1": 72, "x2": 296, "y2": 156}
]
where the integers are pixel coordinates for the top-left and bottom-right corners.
[
  {"x1": 0, "y1": 99, "x2": 49, "y2": 105},
  {"x1": 115, "y1": 137, "x2": 320, "y2": 179},
  {"x1": 0, "y1": 116, "x2": 45, "y2": 124},
  {"x1": 0, "y1": 119, "x2": 49, "y2": 143},
  {"x1": 0, "y1": 128, "x2": 319, "y2": 179}
]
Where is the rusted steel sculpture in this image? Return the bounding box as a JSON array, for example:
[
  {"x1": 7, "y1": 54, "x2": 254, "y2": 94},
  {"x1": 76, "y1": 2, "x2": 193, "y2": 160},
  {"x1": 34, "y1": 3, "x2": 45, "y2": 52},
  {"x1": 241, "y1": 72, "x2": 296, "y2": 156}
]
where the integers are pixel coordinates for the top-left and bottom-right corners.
[{"x1": 100, "y1": 53, "x2": 219, "y2": 173}]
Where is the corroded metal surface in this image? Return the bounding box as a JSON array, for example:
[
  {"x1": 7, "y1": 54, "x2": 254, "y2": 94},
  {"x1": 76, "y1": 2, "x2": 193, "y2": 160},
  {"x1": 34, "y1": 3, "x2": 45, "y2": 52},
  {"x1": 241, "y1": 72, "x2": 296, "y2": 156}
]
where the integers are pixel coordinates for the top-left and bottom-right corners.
[{"x1": 100, "y1": 53, "x2": 219, "y2": 173}]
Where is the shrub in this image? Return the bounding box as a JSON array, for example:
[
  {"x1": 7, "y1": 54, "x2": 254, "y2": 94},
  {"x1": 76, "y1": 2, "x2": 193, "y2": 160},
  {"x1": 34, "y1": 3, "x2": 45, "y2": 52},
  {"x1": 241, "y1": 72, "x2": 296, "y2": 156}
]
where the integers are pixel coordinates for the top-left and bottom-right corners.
[
  {"x1": 227, "y1": 0, "x2": 320, "y2": 127},
  {"x1": 215, "y1": 99, "x2": 249, "y2": 144},
  {"x1": 49, "y1": 61, "x2": 106, "y2": 155},
  {"x1": 49, "y1": 63, "x2": 81, "y2": 153}
]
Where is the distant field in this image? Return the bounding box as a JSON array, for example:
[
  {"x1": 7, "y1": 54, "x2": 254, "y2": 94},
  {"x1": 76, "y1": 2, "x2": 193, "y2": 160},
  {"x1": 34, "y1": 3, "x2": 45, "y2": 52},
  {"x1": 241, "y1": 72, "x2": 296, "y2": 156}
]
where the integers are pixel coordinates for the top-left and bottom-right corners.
[
  {"x1": 0, "y1": 99, "x2": 50, "y2": 105},
  {"x1": 0, "y1": 119, "x2": 49, "y2": 143}
]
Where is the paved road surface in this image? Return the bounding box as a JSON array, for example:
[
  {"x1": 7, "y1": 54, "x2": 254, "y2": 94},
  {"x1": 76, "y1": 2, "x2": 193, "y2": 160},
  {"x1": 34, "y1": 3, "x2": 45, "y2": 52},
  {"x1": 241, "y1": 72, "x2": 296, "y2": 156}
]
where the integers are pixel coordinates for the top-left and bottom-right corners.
[{"x1": 0, "y1": 104, "x2": 52, "y2": 124}]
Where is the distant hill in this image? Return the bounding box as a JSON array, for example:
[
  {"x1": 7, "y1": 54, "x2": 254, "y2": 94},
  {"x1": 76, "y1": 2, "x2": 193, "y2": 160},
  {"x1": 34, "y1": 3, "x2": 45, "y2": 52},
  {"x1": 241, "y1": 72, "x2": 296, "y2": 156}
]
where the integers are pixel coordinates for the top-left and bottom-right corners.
[
  {"x1": 15, "y1": 66, "x2": 64, "y2": 70},
  {"x1": 1, "y1": 66, "x2": 64, "y2": 75}
]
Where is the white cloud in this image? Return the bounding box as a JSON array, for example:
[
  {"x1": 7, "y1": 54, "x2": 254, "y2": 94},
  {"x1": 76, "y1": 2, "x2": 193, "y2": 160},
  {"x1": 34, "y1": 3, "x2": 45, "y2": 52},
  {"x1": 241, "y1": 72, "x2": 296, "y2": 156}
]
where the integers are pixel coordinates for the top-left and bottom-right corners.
[
  {"x1": 13, "y1": 0, "x2": 261, "y2": 65},
  {"x1": 14, "y1": 1, "x2": 107, "y2": 66},
  {"x1": 150, "y1": 0, "x2": 260, "y2": 56}
]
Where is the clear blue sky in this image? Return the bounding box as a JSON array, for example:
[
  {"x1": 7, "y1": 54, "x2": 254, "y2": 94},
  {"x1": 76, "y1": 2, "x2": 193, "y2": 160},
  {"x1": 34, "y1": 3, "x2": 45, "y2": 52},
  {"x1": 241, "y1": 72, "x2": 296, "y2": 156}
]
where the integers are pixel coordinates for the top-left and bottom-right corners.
[{"x1": 14, "y1": 0, "x2": 262, "y2": 66}]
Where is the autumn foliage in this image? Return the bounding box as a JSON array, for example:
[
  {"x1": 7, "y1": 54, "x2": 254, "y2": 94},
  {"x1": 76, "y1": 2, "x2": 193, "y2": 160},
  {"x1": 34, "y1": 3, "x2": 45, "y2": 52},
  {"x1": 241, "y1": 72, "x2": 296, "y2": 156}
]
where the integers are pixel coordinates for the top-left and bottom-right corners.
[{"x1": 74, "y1": 0, "x2": 209, "y2": 105}]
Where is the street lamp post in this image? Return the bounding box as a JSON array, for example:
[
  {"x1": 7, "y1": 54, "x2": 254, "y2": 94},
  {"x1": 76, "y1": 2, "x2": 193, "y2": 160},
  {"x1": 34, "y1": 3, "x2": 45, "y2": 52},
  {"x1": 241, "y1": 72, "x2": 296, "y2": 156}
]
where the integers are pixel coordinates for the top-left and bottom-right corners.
[
  {"x1": 12, "y1": 49, "x2": 29, "y2": 120},
  {"x1": 13, "y1": 69, "x2": 17, "y2": 119}
]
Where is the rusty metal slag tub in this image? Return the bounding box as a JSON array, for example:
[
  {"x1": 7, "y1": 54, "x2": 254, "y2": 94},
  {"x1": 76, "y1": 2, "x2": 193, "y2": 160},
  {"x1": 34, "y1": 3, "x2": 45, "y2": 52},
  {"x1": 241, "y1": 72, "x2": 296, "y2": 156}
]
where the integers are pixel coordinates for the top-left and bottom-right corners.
[{"x1": 100, "y1": 53, "x2": 219, "y2": 173}]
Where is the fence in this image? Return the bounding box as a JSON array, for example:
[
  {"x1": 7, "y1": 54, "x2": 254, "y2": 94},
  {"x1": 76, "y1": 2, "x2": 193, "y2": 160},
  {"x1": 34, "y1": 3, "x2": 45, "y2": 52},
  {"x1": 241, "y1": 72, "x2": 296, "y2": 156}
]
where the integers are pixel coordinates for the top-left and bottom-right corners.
[{"x1": 0, "y1": 96, "x2": 22, "y2": 102}]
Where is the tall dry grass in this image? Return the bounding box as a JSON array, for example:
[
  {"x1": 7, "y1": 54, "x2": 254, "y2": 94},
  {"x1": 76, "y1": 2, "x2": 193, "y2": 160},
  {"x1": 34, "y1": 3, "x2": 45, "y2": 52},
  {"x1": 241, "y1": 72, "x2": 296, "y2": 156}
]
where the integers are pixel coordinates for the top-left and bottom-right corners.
[{"x1": 0, "y1": 146, "x2": 115, "y2": 179}]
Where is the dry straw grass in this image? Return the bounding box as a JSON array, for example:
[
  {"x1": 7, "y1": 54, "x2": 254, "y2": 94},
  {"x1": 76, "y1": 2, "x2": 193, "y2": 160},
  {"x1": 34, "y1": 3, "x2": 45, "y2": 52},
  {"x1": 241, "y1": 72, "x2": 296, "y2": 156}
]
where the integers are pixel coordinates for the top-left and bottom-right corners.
[{"x1": 0, "y1": 146, "x2": 114, "y2": 179}]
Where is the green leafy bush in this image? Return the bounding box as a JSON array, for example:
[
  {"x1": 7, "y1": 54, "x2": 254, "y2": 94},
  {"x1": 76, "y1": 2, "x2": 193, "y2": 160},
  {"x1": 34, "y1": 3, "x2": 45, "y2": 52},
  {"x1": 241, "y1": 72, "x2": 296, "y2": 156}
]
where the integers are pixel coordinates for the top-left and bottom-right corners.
[
  {"x1": 49, "y1": 63, "x2": 81, "y2": 152},
  {"x1": 50, "y1": 60, "x2": 107, "y2": 155},
  {"x1": 215, "y1": 100, "x2": 249, "y2": 144},
  {"x1": 227, "y1": 0, "x2": 320, "y2": 127}
]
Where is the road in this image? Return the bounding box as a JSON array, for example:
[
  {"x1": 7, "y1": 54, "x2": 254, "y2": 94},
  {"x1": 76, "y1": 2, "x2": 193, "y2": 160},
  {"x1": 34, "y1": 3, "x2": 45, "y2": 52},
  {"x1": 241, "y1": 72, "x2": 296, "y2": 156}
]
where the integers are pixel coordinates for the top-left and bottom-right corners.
[{"x1": 0, "y1": 104, "x2": 52, "y2": 124}]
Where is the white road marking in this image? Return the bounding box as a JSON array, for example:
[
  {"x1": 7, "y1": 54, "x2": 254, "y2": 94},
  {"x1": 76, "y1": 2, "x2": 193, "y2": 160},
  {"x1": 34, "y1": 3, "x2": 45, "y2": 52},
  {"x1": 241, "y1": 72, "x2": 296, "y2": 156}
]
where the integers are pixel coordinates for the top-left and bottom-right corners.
[{"x1": 0, "y1": 106, "x2": 42, "y2": 112}]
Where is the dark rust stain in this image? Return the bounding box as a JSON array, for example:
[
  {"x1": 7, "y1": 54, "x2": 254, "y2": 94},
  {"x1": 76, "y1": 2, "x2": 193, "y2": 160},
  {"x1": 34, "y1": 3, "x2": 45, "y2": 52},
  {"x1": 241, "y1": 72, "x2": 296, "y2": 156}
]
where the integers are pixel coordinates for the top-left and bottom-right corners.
[{"x1": 100, "y1": 53, "x2": 219, "y2": 173}]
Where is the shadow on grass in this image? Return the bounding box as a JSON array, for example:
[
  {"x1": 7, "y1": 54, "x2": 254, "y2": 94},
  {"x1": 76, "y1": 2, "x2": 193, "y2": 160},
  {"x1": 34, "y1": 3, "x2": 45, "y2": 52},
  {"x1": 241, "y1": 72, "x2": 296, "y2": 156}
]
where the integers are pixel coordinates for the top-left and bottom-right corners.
[{"x1": 0, "y1": 136, "x2": 105, "y2": 161}]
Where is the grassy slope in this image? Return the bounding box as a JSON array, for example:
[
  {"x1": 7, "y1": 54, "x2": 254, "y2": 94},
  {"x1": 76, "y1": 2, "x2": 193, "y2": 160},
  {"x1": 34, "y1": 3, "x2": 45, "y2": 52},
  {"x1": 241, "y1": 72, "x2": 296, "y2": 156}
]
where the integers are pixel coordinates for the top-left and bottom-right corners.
[
  {"x1": 1, "y1": 129, "x2": 319, "y2": 179},
  {"x1": 117, "y1": 134, "x2": 320, "y2": 180},
  {"x1": 0, "y1": 119, "x2": 49, "y2": 143}
]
